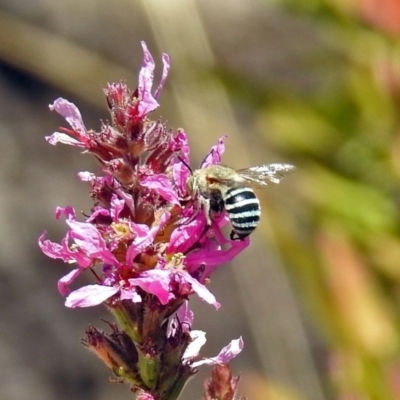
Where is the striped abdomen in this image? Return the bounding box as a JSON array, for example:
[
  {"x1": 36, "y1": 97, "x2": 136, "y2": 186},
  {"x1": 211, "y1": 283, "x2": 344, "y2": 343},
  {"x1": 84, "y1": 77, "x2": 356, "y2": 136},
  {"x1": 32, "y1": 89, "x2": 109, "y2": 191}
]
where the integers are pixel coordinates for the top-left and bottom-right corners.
[{"x1": 224, "y1": 187, "x2": 261, "y2": 240}]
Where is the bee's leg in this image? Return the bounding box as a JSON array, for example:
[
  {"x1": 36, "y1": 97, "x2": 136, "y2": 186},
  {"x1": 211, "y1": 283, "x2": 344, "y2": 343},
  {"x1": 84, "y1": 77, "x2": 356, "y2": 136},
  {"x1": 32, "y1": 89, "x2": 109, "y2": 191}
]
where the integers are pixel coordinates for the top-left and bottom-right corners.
[
  {"x1": 181, "y1": 195, "x2": 204, "y2": 225},
  {"x1": 230, "y1": 230, "x2": 238, "y2": 240},
  {"x1": 229, "y1": 230, "x2": 246, "y2": 241},
  {"x1": 202, "y1": 197, "x2": 213, "y2": 226},
  {"x1": 209, "y1": 193, "x2": 225, "y2": 214}
]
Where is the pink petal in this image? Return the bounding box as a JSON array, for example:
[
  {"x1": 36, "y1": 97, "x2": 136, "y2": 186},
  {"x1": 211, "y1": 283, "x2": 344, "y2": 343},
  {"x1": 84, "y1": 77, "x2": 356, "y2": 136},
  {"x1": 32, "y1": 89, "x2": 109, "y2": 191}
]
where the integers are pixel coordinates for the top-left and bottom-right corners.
[
  {"x1": 177, "y1": 271, "x2": 220, "y2": 309},
  {"x1": 167, "y1": 301, "x2": 193, "y2": 337},
  {"x1": 115, "y1": 187, "x2": 135, "y2": 212},
  {"x1": 49, "y1": 98, "x2": 89, "y2": 142},
  {"x1": 132, "y1": 291, "x2": 142, "y2": 302},
  {"x1": 65, "y1": 285, "x2": 119, "y2": 307},
  {"x1": 131, "y1": 222, "x2": 152, "y2": 237},
  {"x1": 85, "y1": 207, "x2": 109, "y2": 223},
  {"x1": 45, "y1": 132, "x2": 84, "y2": 147},
  {"x1": 66, "y1": 220, "x2": 120, "y2": 266},
  {"x1": 201, "y1": 135, "x2": 227, "y2": 168},
  {"x1": 174, "y1": 129, "x2": 190, "y2": 163},
  {"x1": 38, "y1": 231, "x2": 64, "y2": 259},
  {"x1": 137, "y1": 42, "x2": 159, "y2": 117},
  {"x1": 186, "y1": 238, "x2": 249, "y2": 278},
  {"x1": 191, "y1": 337, "x2": 244, "y2": 368},
  {"x1": 153, "y1": 53, "x2": 170, "y2": 100},
  {"x1": 183, "y1": 330, "x2": 207, "y2": 360},
  {"x1": 167, "y1": 213, "x2": 207, "y2": 254},
  {"x1": 171, "y1": 130, "x2": 191, "y2": 195},
  {"x1": 140, "y1": 174, "x2": 179, "y2": 205},
  {"x1": 78, "y1": 171, "x2": 96, "y2": 182},
  {"x1": 39, "y1": 231, "x2": 92, "y2": 267},
  {"x1": 172, "y1": 162, "x2": 191, "y2": 197},
  {"x1": 55, "y1": 206, "x2": 76, "y2": 220},
  {"x1": 110, "y1": 195, "x2": 125, "y2": 221},
  {"x1": 176, "y1": 300, "x2": 194, "y2": 328},
  {"x1": 137, "y1": 393, "x2": 155, "y2": 400},
  {"x1": 125, "y1": 234, "x2": 153, "y2": 265},
  {"x1": 120, "y1": 287, "x2": 142, "y2": 302},
  {"x1": 130, "y1": 270, "x2": 173, "y2": 305},
  {"x1": 63, "y1": 233, "x2": 93, "y2": 267},
  {"x1": 126, "y1": 212, "x2": 170, "y2": 265},
  {"x1": 57, "y1": 268, "x2": 82, "y2": 295}
]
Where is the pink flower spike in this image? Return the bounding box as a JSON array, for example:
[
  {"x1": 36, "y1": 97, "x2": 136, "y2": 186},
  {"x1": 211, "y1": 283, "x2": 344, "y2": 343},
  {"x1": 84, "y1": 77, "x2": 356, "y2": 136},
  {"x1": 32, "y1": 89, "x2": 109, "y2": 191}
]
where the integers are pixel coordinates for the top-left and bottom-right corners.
[
  {"x1": 153, "y1": 53, "x2": 170, "y2": 100},
  {"x1": 191, "y1": 337, "x2": 244, "y2": 368},
  {"x1": 140, "y1": 174, "x2": 179, "y2": 205},
  {"x1": 65, "y1": 284, "x2": 120, "y2": 308},
  {"x1": 138, "y1": 41, "x2": 159, "y2": 117},
  {"x1": 49, "y1": 98, "x2": 89, "y2": 143},
  {"x1": 201, "y1": 135, "x2": 227, "y2": 168}
]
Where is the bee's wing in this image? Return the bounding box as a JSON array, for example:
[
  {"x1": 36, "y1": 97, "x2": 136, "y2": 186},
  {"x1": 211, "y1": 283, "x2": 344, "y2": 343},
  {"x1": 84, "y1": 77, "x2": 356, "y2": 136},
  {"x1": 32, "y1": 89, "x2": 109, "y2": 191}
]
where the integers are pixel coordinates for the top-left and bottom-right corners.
[{"x1": 236, "y1": 163, "x2": 296, "y2": 188}]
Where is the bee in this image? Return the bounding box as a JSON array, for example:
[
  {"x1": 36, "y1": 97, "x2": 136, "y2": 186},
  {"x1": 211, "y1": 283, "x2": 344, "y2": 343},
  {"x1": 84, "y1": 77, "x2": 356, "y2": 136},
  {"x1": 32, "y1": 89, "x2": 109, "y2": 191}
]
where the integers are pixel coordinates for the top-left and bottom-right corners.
[{"x1": 187, "y1": 163, "x2": 295, "y2": 240}]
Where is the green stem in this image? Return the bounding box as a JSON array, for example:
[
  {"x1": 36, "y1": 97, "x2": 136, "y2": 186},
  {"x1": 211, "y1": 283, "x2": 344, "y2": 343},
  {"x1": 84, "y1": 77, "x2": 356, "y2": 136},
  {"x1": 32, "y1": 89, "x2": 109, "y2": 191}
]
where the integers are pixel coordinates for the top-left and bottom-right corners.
[
  {"x1": 137, "y1": 351, "x2": 161, "y2": 390},
  {"x1": 160, "y1": 374, "x2": 190, "y2": 400},
  {"x1": 109, "y1": 306, "x2": 142, "y2": 344}
]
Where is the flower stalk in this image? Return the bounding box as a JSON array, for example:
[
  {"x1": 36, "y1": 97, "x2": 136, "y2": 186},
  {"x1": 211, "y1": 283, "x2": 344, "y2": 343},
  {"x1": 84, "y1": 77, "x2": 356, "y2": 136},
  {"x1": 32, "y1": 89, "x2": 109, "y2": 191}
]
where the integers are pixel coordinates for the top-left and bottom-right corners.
[{"x1": 40, "y1": 41, "x2": 248, "y2": 399}]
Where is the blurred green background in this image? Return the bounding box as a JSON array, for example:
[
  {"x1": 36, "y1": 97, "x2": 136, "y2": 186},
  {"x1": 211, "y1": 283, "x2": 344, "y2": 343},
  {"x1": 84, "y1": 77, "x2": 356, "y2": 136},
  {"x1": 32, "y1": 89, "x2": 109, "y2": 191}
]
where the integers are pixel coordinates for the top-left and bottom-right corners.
[{"x1": 1, "y1": 0, "x2": 400, "y2": 399}]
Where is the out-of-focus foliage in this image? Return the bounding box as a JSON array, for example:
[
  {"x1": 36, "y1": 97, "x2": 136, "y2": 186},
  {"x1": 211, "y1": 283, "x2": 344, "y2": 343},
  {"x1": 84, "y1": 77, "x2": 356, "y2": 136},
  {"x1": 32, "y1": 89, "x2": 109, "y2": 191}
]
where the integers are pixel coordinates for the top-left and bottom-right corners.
[{"x1": 217, "y1": 0, "x2": 400, "y2": 399}]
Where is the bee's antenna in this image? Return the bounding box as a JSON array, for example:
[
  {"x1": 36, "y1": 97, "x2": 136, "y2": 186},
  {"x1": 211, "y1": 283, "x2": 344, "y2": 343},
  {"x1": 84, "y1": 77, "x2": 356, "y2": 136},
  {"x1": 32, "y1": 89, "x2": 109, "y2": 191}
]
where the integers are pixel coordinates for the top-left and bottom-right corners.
[{"x1": 178, "y1": 156, "x2": 192, "y2": 174}]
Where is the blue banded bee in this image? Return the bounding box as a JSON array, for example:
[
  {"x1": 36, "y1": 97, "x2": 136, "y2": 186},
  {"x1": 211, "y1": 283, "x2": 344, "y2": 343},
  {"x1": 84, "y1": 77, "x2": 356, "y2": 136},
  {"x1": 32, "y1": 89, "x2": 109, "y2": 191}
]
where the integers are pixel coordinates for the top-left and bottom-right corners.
[{"x1": 187, "y1": 163, "x2": 295, "y2": 240}]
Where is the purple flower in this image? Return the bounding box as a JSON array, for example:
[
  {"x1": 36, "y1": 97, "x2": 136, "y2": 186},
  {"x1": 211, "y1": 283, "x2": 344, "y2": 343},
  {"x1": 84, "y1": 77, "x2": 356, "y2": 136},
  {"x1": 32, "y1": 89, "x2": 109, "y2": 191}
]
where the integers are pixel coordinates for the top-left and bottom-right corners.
[{"x1": 41, "y1": 42, "x2": 250, "y2": 399}]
